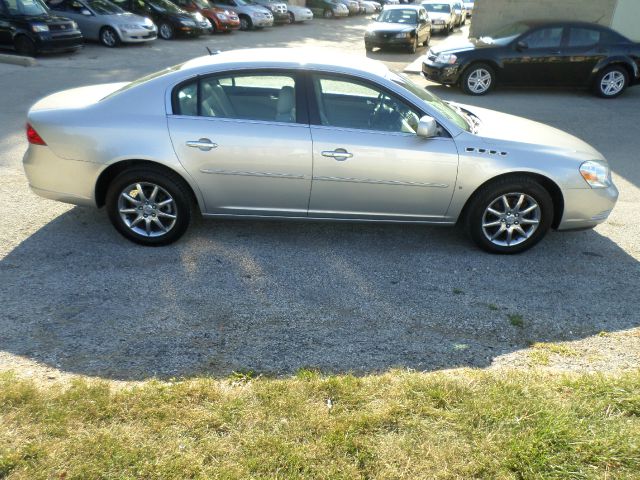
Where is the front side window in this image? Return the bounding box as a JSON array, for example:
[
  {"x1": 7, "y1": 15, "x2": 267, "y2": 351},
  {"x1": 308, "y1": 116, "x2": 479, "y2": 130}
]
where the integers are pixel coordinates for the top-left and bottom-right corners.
[
  {"x1": 174, "y1": 73, "x2": 298, "y2": 123},
  {"x1": 522, "y1": 27, "x2": 563, "y2": 49},
  {"x1": 312, "y1": 75, "x2": 420, "y2": 134},
  {"x1": 2, "y1": 0, "x2": 49, "y2": 15},
  {"x1": 568, "y1": 27, "x2": 600, "y2": 48}
]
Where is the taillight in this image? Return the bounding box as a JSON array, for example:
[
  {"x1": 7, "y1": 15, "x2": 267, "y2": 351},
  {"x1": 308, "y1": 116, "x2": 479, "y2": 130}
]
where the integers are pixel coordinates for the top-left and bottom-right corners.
[{"x1": 26, "y1": 123, "x2": 46, "y2": 146}]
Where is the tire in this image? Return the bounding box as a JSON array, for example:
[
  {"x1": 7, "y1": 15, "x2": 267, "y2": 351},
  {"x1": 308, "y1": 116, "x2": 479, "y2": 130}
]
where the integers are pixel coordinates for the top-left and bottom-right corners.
[
  {"x1": 460, "y1": 62, "x2": 495, "y2": 95},
  {"x1": 99, "y1": 26, "x2": 120, "y2": 48},
  {"x1": 208, "y1": 18, "x2": 218, "y2": 33},
  {"x1": 593, "y1": 65, "x2": 629, "y2": 99},
  {"x1": 158, "y1": 23, "x2": 174, "y2": 40},
  {"x1": 408, "y1": 36, "x2": 417, "y2": 54},
  {"x1": 323, "y1": 9, "x2": 333, "y2": 18},
  {"x1": 288, "y1": 11, "x2": 295, "y2": 23},
  {"x1": 239, "y1": 15, "x2": 252, "y2": 30},
  {"x1": 106, "y1": 167, "x2": 193, "y2": 246},
  {"x1": 365, "y1": 43, "x2": 373, "y2": 52},
  {"x1": 14, "y1": 35, "x2": 37, "y2": 56},
  {"x1": 465, "y1": 176, "x2": 553, "y2": 254},
  {"x1": 423, "y1": 33, "x2": 430, "y2": 47}
]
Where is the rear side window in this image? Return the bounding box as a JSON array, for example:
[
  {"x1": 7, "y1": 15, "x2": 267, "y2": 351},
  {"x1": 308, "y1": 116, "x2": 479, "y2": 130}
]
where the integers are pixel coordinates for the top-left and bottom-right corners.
[
  {"x1": 173, "y1": 73, "x2": 298, "y2": 124},
  {"x1": 568, "y1": 27, "x2": 600, "y2": 47}
]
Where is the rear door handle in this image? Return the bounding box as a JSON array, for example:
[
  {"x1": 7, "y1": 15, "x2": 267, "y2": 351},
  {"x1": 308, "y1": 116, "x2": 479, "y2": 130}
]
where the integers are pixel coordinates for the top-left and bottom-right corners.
[
  {"x1": 186, "y1": 138, "x2": 218, "y2": 151},
  {"x1": 321, "y1": 149, "x2": 353, "y2": 161}
]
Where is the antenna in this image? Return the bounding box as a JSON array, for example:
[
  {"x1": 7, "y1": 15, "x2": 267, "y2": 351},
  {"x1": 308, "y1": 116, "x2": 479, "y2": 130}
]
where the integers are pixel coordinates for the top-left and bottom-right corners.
[{"x1": 206, "y1": 47, "x2": 222, "y2": 55}]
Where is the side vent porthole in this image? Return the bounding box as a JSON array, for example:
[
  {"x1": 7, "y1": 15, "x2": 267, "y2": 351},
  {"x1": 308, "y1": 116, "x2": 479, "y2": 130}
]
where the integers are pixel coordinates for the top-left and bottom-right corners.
[{"x1": 465, "y1": 147, "x2": 509, "y2": 157}]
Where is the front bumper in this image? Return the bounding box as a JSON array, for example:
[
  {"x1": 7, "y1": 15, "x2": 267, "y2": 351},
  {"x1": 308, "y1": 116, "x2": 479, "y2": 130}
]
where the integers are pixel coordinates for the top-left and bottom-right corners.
[
  {"x1": 119, "y1": 27, "x2": 157, "y2": 43},
  {"x1": 23, "y1": 145, "x2": 102, "y2": 207},
  {"x1": 365, "y1": 35, "x2": 415, "y2": 48},
  {"x1": 291, "y1": 11, "x2": 313, "y2": 21},
  {"x1": 271, "y1": 11, "x2": 290, "y2": 23},
  {"x1": 430, "y1": 23, "x2": 448, "y2": 32},
  {"x1": 219, "y1": 18, "x2": 241, "y2": 30},
  {"x1": 422, "y1": 59, "x2": 462, "y2": 85},
  {"x1": 333, "y1": 9, "x2": 349, "y2": 17},
  {"x1": 252, "y1": 15, "x2": 274, "y2": 27},
  {"x1": 557, "y1": 183, "x2": 619, "y2": 231},
  {"x1": 177, "y1": 24, "x2": 206, "y2": 36},
  {"x1": 34, "y1": 32, "x2": 83, "y2": 52}
]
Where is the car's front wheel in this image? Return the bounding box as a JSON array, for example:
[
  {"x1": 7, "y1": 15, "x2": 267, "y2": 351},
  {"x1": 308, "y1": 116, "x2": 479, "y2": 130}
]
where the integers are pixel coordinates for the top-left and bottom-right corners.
[
  {"x1": 323, "y1": 9, "x2": 333, "y2": 18},
  {"x1": 239, "y1": 15, "x2": 252, "y2": 30},
  {"x1": 14, "y1": 35, "x2": 37, "y2": 56},
  {"x1": 99, "y1": 26, "x2": 120, "y2": 47},
  {"x1": 461, "y1": 63, "x2": 495, "y2": 95},
  {"x1": 594, "y1": 66, "x2": 628, "y2": 98},
  {"x1": 465, "y1": 176, "x2": 553, "y2": 254},
  {"x1": 158, "y1": 23, "x2": 174, "y2": 40},
  {"x1": 106, "y1": 167, "x2": 193, "y2": 246}
]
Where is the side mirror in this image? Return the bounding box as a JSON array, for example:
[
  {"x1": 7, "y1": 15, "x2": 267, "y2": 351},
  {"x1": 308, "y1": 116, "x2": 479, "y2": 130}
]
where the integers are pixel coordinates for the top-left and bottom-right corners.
[
  {"x1": 81, "y1": 8, "x2": 92, "y2": 14},
  {"x1": 516, "y1": 40, "x2": 528, "y2": 51},
  {"x1": 417, "y1": 115, "x2": 438, "y2": 138}
]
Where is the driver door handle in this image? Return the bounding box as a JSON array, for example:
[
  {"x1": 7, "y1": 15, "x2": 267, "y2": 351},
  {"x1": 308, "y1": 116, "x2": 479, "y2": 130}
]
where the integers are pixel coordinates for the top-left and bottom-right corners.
[
  {"x1": 186, "y1": 138, "x2": 218, "y2": 151},
  {"x1": 321, "y1": 149, "x2": 353, "y2": 161}
]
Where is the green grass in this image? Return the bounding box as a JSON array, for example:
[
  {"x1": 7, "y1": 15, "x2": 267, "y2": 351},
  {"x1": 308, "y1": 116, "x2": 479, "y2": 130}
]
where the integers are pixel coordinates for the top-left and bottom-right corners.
[
  {"x1": 1, "y1": 370, "x2": 639, "y2": 479},
  {"x1": 508, "y1": 314, "x2": 525, "y2": 327}
]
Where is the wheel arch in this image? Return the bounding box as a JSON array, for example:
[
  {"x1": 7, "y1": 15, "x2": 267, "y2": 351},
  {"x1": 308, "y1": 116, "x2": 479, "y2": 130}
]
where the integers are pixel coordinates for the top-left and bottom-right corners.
[
  {"x1": 95, "y1": 159, "x2": 203, "y2": 211},
  {"x1": 590, "y1": 57, "x2": 637, "y2": 85},
  {"x1": 457, "y1": 171, "x2": 565, "y2": 229}
]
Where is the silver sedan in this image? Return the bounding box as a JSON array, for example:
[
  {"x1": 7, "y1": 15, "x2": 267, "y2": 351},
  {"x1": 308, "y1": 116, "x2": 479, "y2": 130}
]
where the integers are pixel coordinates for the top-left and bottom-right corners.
[
  {"x1": 47, "y1": 0, "x2": 157, "y2": 47},
  {"x1": 23, "y1": 49, "x2": 618, "y2": 253}
]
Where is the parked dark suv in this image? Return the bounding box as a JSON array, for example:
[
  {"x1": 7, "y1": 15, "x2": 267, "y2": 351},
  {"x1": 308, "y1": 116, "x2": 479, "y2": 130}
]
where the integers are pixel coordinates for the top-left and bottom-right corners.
[{"x1": 0, "y1": 0, "x2": 83, "y2": 56}]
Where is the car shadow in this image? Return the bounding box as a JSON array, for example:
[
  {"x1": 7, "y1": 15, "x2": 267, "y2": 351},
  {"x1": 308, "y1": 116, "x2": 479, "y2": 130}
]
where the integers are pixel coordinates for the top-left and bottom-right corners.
[{"x1": 1, "y1": 202, "x2": 638, "y2": 380}]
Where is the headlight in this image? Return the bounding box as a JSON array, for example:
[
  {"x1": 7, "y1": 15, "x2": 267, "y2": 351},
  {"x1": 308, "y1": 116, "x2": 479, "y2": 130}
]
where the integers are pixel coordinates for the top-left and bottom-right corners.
[
  {"x1": 70, "y1": 21, "x2": 79, "y2": 29},
  {"x1": 580, "y1": 161, "x2": 611, "y2": 188},
  {"x1": 435, "y1": 52, "x2": 458, "y2": 64},
  {"x1": 144, "y1": 17, "x2": 154, "y2": 26},
  {"x1": 32, "y1": 23, "x2": 49, "y2": 32},
  {"x1": 216, "y1": 13, "x2": 228, "y2": 20},
  {"x1": 194, "y1": 12, "x2": 204, "y2": 21},
  {"x1": 395, "y1": 32, "x2": 410, "y2": 38}
]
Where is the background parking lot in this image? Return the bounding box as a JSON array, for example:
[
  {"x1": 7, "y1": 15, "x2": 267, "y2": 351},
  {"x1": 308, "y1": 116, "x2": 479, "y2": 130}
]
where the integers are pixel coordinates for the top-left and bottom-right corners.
[{"x1": 1, "y1": 16, "x2": 639, "y2": 382}]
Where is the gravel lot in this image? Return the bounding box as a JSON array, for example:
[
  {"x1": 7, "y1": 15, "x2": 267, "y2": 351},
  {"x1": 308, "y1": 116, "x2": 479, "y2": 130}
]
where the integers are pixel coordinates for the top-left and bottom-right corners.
[{"x1": 1, "y1": 17, "x2": 639, "y2": 382}]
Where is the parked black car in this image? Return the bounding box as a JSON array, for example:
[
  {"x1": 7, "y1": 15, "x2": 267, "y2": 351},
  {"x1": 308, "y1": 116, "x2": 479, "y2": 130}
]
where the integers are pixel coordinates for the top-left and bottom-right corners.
[
  {"x1": 422, "y1": 21, "x2": 640, "y2": 98},
  {"x1": 112, "y1": 0, "x2": 208, "y2": 39},
  {"x1": 0, "y1": 0, "x2": 82, "y2": 55},
  {"x1": 364, "y1": 5, "x2": 430, "y2": 53}
]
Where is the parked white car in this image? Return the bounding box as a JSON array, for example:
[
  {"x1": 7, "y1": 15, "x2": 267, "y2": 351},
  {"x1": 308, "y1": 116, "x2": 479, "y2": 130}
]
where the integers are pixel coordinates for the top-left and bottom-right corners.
[
  {"x1": 284, "y1": 1, "x2": 313, "y2": 22},
  {"x1": 421, "y1": 1, "x2": 454, "y2": 33}
]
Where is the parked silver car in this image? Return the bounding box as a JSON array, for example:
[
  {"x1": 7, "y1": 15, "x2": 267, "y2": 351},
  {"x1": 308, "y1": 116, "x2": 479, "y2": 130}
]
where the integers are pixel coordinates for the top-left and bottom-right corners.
[
  {"x1": 23, "y1": 48, "x2": 618, "y2": 253},
  {"x1": 47, "y1": 0, "x2": 156, "y2": 47},
  {"x1": 463, "y1": 0, "x2": 473, "y2": 16},
  {"x1": 283, "y1": 1, "x2": 313, "y2": 23},
  {"x1": 421, "y1": 1, "x2": 454, "y2": 33},
  {"x1": 213, "y1": 0, "x2": 273, "y2": 29}
]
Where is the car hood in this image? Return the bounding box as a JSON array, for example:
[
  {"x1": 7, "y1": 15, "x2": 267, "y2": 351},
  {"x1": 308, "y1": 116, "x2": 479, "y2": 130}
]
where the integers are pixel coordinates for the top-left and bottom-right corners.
[
  {"x1": 102, "y1": 12, "x2": 151, "y2": 24},
  {"x1": 22, "y1": 14, "x2": 74, "y2": 23},
  {"x1": 430, "y1": 37, "x2": 496, "y2": 54},
  {"x1": 425, "y1": 11, "x2": 449, "y2": 21},
  {"x1": 368, "y1": 22, "x2": 414, "y2": 33},
  {"x1": 241, "y1": 5, "x2": 270, "y2": 13},
  {"x1": 460, "y1": 104, "x2": 604, "y2": 159}
]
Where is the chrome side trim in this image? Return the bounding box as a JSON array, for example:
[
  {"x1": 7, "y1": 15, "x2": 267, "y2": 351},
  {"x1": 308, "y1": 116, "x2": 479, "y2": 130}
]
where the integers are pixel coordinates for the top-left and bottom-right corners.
[
  {"x1": 200, "y1": 168, "x2": 308, "y2": 180},
  {"x1": 313, "y1": 175, "x2": 449, "y2": 188}
]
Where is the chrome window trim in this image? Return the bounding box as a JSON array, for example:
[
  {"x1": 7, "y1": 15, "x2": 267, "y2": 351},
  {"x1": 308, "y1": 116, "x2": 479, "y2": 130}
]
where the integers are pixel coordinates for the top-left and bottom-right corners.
[
  {"x1": 169, "y1": 114, "x2": 310, "y2": 129},
  {"x1": 310, "y1": 123, "x2": 453, "y2": 140}
]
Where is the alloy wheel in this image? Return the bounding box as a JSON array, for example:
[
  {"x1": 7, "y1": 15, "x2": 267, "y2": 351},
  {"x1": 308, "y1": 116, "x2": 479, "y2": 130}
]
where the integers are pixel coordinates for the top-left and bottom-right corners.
[
  {"x1": 117, "y1": 182, "x2": 177, "y2": 237},
  {"x1": 159, "y1": 23, "x2": 173, "y2": 39},
  {"x1": 600, "y1": 71, "x2": 625, "y2": 96},
  {"x1": 467, "y1": 68, "x2": 492, "y2": 94},
  {"x1": 481, "y1": 193, "x2": 541, "y2": 247},
  {"x1": 101, "y1": 28, "x2": 117, "y2": 47}
]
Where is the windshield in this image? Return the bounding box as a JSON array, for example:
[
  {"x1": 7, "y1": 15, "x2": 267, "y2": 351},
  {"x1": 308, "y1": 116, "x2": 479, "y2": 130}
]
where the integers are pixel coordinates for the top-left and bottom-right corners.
[
  {"x1": 3, "y1": 0, "x2": 49, "y2": 15},
  {"x1": 484, "y1": 22, "x2": 530, "y2": 42},
  {"x1": 87, "y1": 0, "x2": 124, "y2": 13},
  {"x1": 234, "y1": 0, "x2": 254, "y2": 5},
  {"x1": 390, "y1": 72, "x2": 471, "y2": 132},
  {"x1": 193, "y1": 0, "x2": 211, "y2": 7},
  {"x1": 376, "y1": 9, "x2": 417, "y2": 24},
  {"x1": 422, "y1": 3, "x2": 450, "y2": 13},
  {"x1": 148, "y1": 0, "x2": 183, "y2": 12}
]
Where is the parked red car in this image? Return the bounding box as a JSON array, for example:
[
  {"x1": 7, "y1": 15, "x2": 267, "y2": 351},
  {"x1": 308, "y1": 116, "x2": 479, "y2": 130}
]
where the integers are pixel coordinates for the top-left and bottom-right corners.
[{"x1": 174, "y1": 0, "x2": 240, "y2": 32}]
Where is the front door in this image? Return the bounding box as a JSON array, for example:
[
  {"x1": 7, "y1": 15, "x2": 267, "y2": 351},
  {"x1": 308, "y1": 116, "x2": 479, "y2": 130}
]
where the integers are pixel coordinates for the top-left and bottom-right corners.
[
  {"x1": 307, "y1": 74, "x2": 459, "y2": 221},
  {"x1": 168, "y1": 71, "x2": 313, "y2": 216},
  {"x1": 501, "y1": 26, "x2": 565, "y2": 86}
]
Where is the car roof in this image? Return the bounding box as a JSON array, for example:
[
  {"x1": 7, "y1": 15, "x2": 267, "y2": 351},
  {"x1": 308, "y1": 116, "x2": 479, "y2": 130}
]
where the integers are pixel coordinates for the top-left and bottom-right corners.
[
  {"x1": 514, "y1": 20, "x2": 612, "y2": 30},
  {"x1": 383, "y1": 4, "x2": 424, "y2": 10},
  {"x1": 179, "y1": 48, "x2": 391, "y2": 77}
]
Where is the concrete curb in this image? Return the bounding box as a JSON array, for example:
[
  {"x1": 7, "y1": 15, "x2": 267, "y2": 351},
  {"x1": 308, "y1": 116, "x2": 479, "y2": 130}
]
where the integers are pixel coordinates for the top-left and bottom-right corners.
[{"x1": 0, "y1": 54, "x2": 37, "y2": 67}]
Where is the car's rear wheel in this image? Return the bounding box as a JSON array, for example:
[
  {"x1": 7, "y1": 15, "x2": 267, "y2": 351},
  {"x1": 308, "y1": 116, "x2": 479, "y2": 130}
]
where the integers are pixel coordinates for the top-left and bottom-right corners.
[
  {"x1": 106, "y1": 168, "x2": 193, "y2": 246},
  {"x1": 99, "y1": 26, "x2": 120, "y2": 47},
  {"x1": 323, "y1": 9, "x2": 333, "y2": 18},
  {"x1": 461, "y1": 63, "x2": 495, "y2": 95},
  {"x1": 208, "y1": 18, "x2": 218, "y2": 33},
  {"x1": 288, "y1": 11, "x2": 295, "y2": 23},
  {"x1": 159, "y1": 23, "x2": 174, "y2": 40},
  {"x1": 423, "y1": 33, "x2": 430, "y2": 47},
  {"x1": 14, "y1": 35, "x2": 37, "y2": 56},
  {"x1": 465, "y1": 176, "x2": 553, "y2": 254},
  {"x1": 594, "y1": 66, "x2": 628, "y2": 98},
  {"x1": 408, "y1": 36, "x2": 417, "y2": 54},
  {"x1": 239, "y1": 15, "x2": 252, "y2": 30}
]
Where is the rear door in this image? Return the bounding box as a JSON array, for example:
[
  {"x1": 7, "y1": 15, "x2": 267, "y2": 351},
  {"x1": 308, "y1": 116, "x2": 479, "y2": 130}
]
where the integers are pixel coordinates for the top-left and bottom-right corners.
[
  {"x1": 555, "y1": 26, "x2": 607, "y2": 86},
  {"x1": 168, "y1": 70, "x2": 313, "y2": 216}
]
